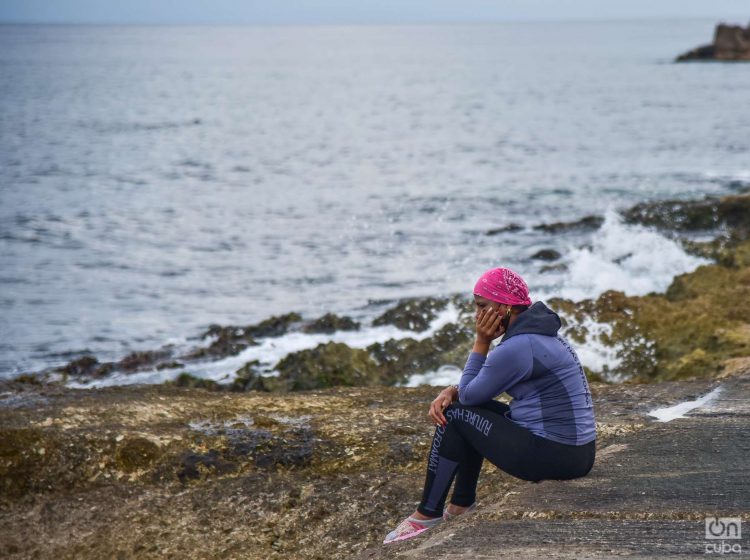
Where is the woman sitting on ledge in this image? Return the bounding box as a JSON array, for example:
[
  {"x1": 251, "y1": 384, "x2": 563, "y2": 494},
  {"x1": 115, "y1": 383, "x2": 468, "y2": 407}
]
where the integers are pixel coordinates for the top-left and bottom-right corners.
[{"x1": 384, "y1": 267, "x2": 597, "y2": 544}]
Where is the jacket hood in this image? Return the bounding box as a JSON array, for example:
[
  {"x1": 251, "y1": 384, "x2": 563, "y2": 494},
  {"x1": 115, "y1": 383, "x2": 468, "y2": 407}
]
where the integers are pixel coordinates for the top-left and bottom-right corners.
[{"x1": 502, "y1": 301, "x2": 561, "y2": 340}]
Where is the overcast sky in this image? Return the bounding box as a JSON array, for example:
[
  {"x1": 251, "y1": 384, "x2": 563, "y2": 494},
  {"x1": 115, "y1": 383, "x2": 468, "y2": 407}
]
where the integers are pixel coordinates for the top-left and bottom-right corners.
[{"x1": 0, "y1": 0, "x2": 748, "y2": 25}]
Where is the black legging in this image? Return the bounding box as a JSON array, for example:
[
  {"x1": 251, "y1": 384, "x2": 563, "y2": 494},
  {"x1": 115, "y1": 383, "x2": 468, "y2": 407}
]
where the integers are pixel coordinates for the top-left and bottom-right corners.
[{"x1": 418, "y1": 400, "x2": 596, "y2": 517}]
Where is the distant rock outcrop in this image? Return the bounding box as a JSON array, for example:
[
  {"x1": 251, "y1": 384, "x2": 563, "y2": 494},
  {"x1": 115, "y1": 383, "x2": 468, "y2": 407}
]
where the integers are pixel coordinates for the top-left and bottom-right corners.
[{"x1": 676, "y1": 22, "x2": 750, "y2": 61}]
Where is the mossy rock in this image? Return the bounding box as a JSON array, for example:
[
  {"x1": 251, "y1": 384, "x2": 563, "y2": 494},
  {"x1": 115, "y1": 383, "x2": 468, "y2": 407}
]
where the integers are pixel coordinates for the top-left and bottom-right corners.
[
  {"x1": 372, "y1": 297, "x2": 449, "y2": 332},
  {"x1": 622, "y1": 192, "x2": 750, "y2": 234},
  {"x1": 170, "y1": 372, "x2": 221, "y2": 391},
  {"x1": 115, "y1": 437, "x2": 161, "y2": 472},
  {"x1": 302, "y1": 313, "x2": 360, "y2": 334},
  {"x1": 232, "y1": 361, "x2": 283, "y2": 392},
  {"x1": 245, "y1": 312, "x2": 303, "y2": 338},
  {"x1": 275, "y1": 342, "x2": 383, "y2": 391},
  {"x1": 366, "y1": 322, "x2": 472, "y2": 385}
]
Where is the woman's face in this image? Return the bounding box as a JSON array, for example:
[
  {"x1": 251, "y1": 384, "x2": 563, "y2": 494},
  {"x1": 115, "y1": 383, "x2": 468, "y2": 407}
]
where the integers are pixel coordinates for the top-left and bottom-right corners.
[{"x1": 473, "y1": 295, "x2": 506, "y2": 318}]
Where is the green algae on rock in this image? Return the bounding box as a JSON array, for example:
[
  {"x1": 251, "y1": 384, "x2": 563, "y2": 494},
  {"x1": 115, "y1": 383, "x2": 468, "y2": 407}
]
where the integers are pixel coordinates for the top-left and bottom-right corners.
[
  {"x1": 302, "y1": 313, "x2": 360, "y2": 334},
  {"x1": 275, "y1": 342, "x2": 384, "y2": 391},
  {"x1": 371, "y1": 296, "x2": 450, "y2": 332}
]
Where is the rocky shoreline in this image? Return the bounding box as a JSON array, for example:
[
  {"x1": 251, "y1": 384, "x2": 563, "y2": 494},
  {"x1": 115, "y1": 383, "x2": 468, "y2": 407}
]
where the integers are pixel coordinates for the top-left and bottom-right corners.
[
  {"x1": 2, "y1": 190, "x2": 750, "y2": 558},
  {"x1": 18, "y1": 190, "x2": 750, "y2": 389}
]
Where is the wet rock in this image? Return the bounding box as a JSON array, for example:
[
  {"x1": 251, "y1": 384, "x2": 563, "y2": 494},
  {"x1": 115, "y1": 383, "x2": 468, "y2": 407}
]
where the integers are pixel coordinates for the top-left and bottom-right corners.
[
  {"x1": 621, "y1": 192, "x2": 750, "y2": 234},
  {"x1": 676, "y1": 21, "x2": 750, "y2": 61},
  {"x1": 486, "y1": 223, "x2": 524, "y2": 235},
  {"x1": 184, "y1": 325, "x2": 258, "y2": 360},
  {"x1": 302, "y1": 313, "x2": 360, "y2": 334},
  {"x1": 275, "y1": 342, "x2": 383, "y2": 391},
  {"x1": 119, "y1": 349, "x2": 172, "y2": 372},
  {"x1": 367, "y1": 322, "x2": 473, "y2": 384},
  {"x1": 372, "y1": 297, "x2": 449, "y2": 332},
  {"x1": 57, "y1": 355, "x2": 114, "y2": 379},
  {"x1": 115, "y1": 437, "x2": 161, "y2": 472},
  {"x1": 533, "y1": 215, "x2": 603, "y2": 234},
  {"x1": 539, "y1": 263, "x2": 568, "y2": 274},
  {"x1": 231, "y1": 361, "x2": 279, "y2": 392},
  {"x1": 530, "y1": 248, "x2": 561, "y2": 261},
  {"x1": 185, "y1": 313, "x2": 302, "y2": 360},
  {"x1": 155, "y1": 361, "x2": 183, "y2": 370},
  {"x1": 244, "y1": 312, "x2": 303, "y2": 338}
]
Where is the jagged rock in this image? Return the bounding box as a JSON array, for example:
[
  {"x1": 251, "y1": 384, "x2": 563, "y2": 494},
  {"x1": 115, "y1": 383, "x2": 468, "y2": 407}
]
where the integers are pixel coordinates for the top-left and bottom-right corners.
[
  {"x1": 620, "y1": 193, "x2": 750, "y2": 232},
  {"x1": 372, "y1": 297, "x2": 449, "y2": 332},
  {"x1": 119, "y1": 349, "x2": 172, "y2": 372},
  {"x1": 533, "y1": 215, "x2": 603, "y2": 234},
  {"x1": 55, "y1": 355, "x2": 114, "y2": 380},
  {"x1": 185, "y1": 313, "x2": 302, "y2": 360},
  {"x1": 302, "y1": 313, "x2": 360, "y2": 334},
  {"x1": 676, "y1": 22, "x2": 750, "y2": 61}
]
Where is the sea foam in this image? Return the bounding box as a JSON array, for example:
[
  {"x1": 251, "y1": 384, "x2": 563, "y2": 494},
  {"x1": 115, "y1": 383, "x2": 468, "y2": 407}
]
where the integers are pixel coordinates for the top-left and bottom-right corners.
[{"x1": 558, "y1": 209, "x2": 710, "y2": 301}]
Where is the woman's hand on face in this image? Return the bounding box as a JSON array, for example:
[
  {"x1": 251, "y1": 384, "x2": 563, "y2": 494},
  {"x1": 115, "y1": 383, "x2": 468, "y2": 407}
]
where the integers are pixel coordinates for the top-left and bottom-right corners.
[
  {"x1": 475, "y1": 306, "x2": 505, "y2": 344},
  {"x1": 428, "y1": 387, "x2": 457, "y2": 427}
]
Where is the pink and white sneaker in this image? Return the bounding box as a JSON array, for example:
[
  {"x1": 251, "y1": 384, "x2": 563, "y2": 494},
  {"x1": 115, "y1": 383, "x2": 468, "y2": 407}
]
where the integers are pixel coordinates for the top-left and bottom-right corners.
[{"x1": 383, "y1": 515, "x2": 442, "y2": 544}]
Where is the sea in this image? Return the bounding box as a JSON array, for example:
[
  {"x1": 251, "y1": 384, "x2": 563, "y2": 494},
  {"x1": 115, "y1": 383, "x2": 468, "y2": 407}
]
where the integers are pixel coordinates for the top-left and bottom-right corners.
[{"x1": 1, "y1": 19, "x2": 749, "y2": 381}]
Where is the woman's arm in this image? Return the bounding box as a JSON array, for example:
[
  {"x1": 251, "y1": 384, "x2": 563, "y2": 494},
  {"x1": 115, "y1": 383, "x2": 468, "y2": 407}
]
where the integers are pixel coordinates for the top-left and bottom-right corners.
[{"x1": 458, "y1": 336, "x2": 533, "y2": 405}]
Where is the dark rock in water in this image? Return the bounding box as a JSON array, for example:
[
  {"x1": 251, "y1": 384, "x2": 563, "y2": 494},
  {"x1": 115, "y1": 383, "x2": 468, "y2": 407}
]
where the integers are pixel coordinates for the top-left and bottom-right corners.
[
  {"x1": 155, "y1": 361, "x2": 183, "y2": 370},
  {"x1": 533, "y1": 215, "x2": 604, "y2": 234},
  {"x1": 621, "y1": 193, "x2": 750, "y2": 235},
  {"x1": 676, "y1": 22, "x2": 750, "y2": 61},
  {"x1": 56, "y1": 355, "x2": 114, "y2": 380},
  {"x1": 539, "y1": 263, "x2": 568, "y2": 274},
  {"x1": 486, "y1": 223, "x2": 524, "y2": 235},
  {"x1": 119, "y1": 349, "x2": 171, "y2": 372},
  {"x1": 302, "y1": 313, "x2": 360, "y2": 334},
  {"x1": 185, "y1": 326, "x2": 258, "y2": 360},
  {"x1": 372, "y1": 296, "x2": 448, "y2": 332},
  {"x1": 185, "y1": 313, "x2": 302, "y2": 360},
  {"x1": 275, "y1": 342, "x2": 383, "y2": 391},
  {"x1": 531, "y1": 248, "x2": 562, "y2": 261},
  {"x1": 58, "y1": 355, "x2": 99, "y2": 376},
  {"x1": 244, "y1": 312, "x2": 303, "y2": 338}
]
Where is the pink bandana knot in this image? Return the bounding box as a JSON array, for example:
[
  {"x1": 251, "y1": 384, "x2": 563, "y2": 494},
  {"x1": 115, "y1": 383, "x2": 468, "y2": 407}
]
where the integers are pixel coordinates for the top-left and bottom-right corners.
[{"x1": 473, "y1": 267, "x2": 532, "y2": 306}]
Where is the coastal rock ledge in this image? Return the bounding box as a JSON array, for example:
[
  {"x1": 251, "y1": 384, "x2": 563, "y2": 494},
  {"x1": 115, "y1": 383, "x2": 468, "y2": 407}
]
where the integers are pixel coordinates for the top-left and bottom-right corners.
[
  {"x1": 1, "y1": 365, "x2": 749, "y2": 559},
  {"x1": 676, "y1": 22, "x2": 750, "y2": 61}
]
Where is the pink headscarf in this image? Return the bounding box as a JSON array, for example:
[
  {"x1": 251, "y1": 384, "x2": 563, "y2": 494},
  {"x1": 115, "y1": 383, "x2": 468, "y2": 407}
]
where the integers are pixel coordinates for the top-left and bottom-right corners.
[{"x1": 473, "y1": 267, "x2": 532, "y2": 306}]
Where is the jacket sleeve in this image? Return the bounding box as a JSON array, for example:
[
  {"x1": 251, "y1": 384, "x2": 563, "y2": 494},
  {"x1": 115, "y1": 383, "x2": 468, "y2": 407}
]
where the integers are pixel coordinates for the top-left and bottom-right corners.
[{"x1": 457, "y1": 336, "x2": 534, "y2": 405}]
